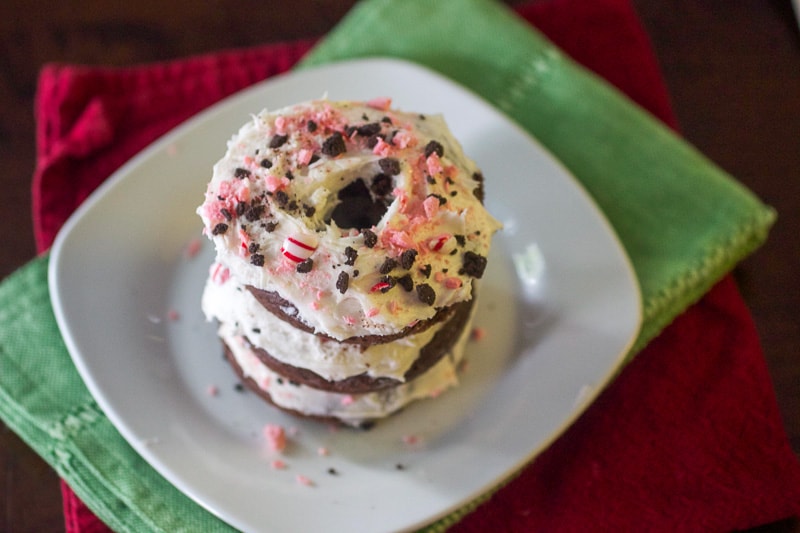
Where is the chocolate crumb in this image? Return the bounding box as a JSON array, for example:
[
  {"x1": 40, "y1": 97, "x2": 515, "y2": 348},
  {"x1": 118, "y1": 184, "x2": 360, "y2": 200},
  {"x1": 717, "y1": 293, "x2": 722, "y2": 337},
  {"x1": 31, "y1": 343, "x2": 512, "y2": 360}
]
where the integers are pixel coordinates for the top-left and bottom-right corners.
[
  {"x1": 353, "y1": 269, "x2": 359, "y2": 277},
  {"x1": 460, "y1": 251, "x2": 488, "y2": 278},
  {"x1": 321, "y1": 132, "x2": 346, "y2": 157},
  {"x1": 328, "y1": 468, "x2": 339, "y2": 476},
  {"x1": 307, "y1": 120, "x2": 318, "y2": 132},
  {"x1": 455, "y1": 234, "x2": 466, "y2": 246},
  {"x1": 357, "y1": 122, "x2": 382, "y2": 136},
  {"x1": 274, "y1": 190, "x2": 289, "y2": 208},
  {"x1": 211, "y1": 223, "x2": 228, "y2": 235},
  {"x1": 420, "y1": 264, "x2": 432, "y2": 278},
  {"x1": 426, "y1": 175, "x2": 436, "y2": 185},
  {"x1": 260, "y1": 158, "x2": 273, "y2": 169},
  {"x1": 344, "y1": 246, "x2": 358, "y2": 266},
  {"x1": 296, "y1": 258, "x2": 313, "y2": 273},
  {"x1": 381, "y1": 116, "x2": 393, "y2": 124},
  {"x1": 252, "y1": 327, "x2": 261, "y2": 334},
  {"x1": 395, "y1": 463, "x2": 406, "y2": 470},
  {"x1": 371, "y1": 173, "x2": 393, "y2": 197},
  {"x1": 309, "y1": 153, "x2": 321, "y2": 165},
  {"x1": 285, "y1": 170, "x2": 294, "y2": 180},
  {"x1": 244, "y1": 204, "x2": 265, "y2": 222},
  {"x1": 248, "y1": 242, "x2": 260, "y2": 253},
  {"x1": 269, "y1": 134, "x2": 288, "y2": 148},
  {"x1": 424, "y1": 140, "x2": 444, "y2": 158},
  {"x1": 378, "y1": 276, "x2": 396, "y2": 293},
  {"x1": 366, "y1": 134, "x2": 384, "y2": 149},
  {"x1": 379, "y1": 158, "x2": 401, "y2": 176},
  {"x1": 234, "y1": 168, "x2": 251, "y2": 179},
  {"x1": 220, "y1": 208, "x2": 232, "y2": 221},
  {"x1": 250, "y1": 253, "x2": 265, "y2": 266},
  {"x1": 303, "y1": 204, "x2": 316, "y2": 218},
  {"x1": 234, "y1": 383, "x2": 245, "y2": 392},
  {"x1": 397, "y1": 274, "x2": 414, "y2": 292},
  {"x1": 362, "y1": 229, "x2": 378, "y2": 248},
  {"x1": 336, "y1": 271, "x2": 349, "y2": 294},
  {"x1": 427, "y1": 193, "x2": 447, "y2": 206},
  {"x1": 416, "y1": 283, "x2": 436, "y2": 306},
  {"x1": 379, "y1": 257, "x2": 398, "y2": 274},
  {"x1": 263, "y1": 221, "x2": 278, "y2": 232},
  {"x1": 400, "y1": 249, "x2": 418, "y2": 270},
  {"x1": 235, "y1": 201, "x2": 247, "y2": 217}
]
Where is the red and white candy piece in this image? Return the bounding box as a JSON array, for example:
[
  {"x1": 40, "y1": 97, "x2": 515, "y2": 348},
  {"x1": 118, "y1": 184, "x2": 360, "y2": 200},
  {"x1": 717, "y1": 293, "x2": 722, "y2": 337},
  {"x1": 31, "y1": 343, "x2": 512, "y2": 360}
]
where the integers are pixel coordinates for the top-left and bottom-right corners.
[
  {"x1": 428, "y1": 234, "x2": 455, "y2": 254},
  {"x1": 281, "y1": 233, "x2": 319, "y2": 263}
]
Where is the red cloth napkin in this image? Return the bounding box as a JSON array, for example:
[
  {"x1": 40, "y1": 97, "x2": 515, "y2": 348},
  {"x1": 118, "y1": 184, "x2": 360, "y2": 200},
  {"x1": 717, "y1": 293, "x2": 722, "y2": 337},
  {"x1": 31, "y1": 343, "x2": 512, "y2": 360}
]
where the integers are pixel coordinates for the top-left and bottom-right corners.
[{"x1": 34, "y1": 1, "x2": 800, "y2": 531}]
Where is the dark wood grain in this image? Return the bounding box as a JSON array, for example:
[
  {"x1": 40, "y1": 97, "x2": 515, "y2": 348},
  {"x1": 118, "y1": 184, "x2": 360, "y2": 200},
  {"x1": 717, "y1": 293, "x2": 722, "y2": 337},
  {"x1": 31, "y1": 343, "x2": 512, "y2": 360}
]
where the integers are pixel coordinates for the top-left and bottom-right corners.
[{"x1": 1, "y1": 1, "x2": 797, "y2": 531}]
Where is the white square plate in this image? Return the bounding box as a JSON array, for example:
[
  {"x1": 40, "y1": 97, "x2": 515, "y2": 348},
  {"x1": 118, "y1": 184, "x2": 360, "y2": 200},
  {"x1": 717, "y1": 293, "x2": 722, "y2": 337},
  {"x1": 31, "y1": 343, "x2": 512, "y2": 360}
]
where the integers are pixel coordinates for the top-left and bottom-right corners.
[{"x1": 49, "y1": 58, "x2": 641, "y2": 532}]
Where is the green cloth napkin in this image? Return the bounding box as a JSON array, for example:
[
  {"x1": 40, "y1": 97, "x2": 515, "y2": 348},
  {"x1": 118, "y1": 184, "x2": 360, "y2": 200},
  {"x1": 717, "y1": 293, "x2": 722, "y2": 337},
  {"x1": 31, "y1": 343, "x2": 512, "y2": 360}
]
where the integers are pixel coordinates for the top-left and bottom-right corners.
[
  {"x1": 0, "y1": 0, "x2": 775, "y2": 531},
  {"x1": 299, "y1": 0, "x2": 775, "y2": 354}
]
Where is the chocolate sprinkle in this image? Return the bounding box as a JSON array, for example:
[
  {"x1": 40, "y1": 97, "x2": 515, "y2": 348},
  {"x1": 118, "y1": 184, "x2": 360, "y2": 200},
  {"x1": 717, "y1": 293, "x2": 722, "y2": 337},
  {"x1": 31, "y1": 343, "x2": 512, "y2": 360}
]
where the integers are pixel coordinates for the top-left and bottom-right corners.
[
  {"x1": 460, "y1": 251, "x2": 488, "y2": 278},
  {"x1": 400, "y1": 249, "x2": 418, "y2": 270},
  {"x1": 211, "y1": 223, "x2": 228, "y2": 235},
  {"x1": 235, "y1": 201, "x2": 247, "y2": 217},
  {"x1": 424, "y1": 140, "x2": 444, "y2": 158},
  {"x1": 250, "y1": 253, "x2": 265, "y2": 266},
  {"x1": 362, "y1": 229, "x2": 378, "y2": 248},
  {"x1": 379, "y1": 157, "x2": 401, "y2": 176},
  {"x1": 336, "y1": 271, "x2": 349, "y2": 294},
  {"x1": 269, "y1": 134, "x2": 288, "y2": 148},
  {"x1": 416, "y1": 283, "x2": 436, "y2": 306},
  {"x1": 220, "y1": 208, "x2": 232, "y2": 221},
  {"x1": 379, "y1": 257, "x2": 398, "y2": 274},
  {"x1": 296, "y1": 258, "x2": 313, "y2": 273},
  {"x1": 344, "y1": 246, "x2": 358, "y2": 266},
  {"x1": 321, "y1": 132, "x2": 346, "y2": 157}
]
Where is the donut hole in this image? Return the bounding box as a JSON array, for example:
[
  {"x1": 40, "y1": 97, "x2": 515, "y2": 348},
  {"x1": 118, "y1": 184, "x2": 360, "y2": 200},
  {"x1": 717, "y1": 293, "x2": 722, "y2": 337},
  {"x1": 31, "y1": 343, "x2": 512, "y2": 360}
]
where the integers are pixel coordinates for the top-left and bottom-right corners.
[{"x1": 329, "y1": 177, "x2": 394, "y2": 230}]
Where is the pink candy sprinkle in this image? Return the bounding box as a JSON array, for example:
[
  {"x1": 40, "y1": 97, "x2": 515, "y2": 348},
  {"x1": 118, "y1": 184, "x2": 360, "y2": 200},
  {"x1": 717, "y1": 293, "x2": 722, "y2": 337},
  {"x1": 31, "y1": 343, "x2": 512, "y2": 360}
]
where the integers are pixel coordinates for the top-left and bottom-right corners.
[
  {"x1": 297, "y1": 148, "x2": 313, "y2": 166},
  {"x1": 274, "y1": 116, "x2": 288, "y2": 135},
  {"x1": 366, "y1": 307, "x2": 380, "y2": 318},
  {"x1": 317, "y1": 447, "x2": 330, "y2": 457},
  {"x1": 471, "y1": 327, "x2": 487, "y2": 341},
  {"x1": 265, "y1": 174, "x2": 289, "y2": 192},
  {"x1": 423, "y1": 196, "x2": 440, "y2": 218},
  {"x1": 206, "y1": 385, "x2": 219, "y2": 397},
  {"x1": 444, "y1": 277, "x2": 463, "y2": 289},
  {"x1": 426, "y1": 153, "x2": 443, "y2": 176},
  {"x1": 296, "y1": 474, "x2": 314, "y2": 487},
  {"x1": 402, "y1": 434, "x2": 420, "y2": 445},
  {"x1": 341, "y1": 395, "x2": 355, "y2": 406},
  {"x1": 271, "y1": 459, "x2": 287, "y2": 470},
  {"x1": 372, "y1": 137, "x2": 392, "y2": 157},
  {"x1": 367, "y1": 97, "x2": 392, "y2": 110},
  {"x1": 167, "y1": 309, "x2": 180, "y2": 321},
  {"x1": 263, "y1": 424, "x2": 287, "y2": 452},
  {"x1": 210, "y1": 263, "x2": 230, "y2": 285},
  {"x1": 184, "y1": 237, "x2": 202, "y2": 258}
]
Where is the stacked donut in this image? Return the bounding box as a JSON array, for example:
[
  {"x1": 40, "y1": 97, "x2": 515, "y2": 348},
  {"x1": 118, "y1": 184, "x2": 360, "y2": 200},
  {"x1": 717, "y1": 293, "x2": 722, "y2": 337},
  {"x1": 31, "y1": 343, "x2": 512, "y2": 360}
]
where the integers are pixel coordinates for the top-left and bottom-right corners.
[{"x1": 197, "y1": 99, "x2": 501, "y2": 427}]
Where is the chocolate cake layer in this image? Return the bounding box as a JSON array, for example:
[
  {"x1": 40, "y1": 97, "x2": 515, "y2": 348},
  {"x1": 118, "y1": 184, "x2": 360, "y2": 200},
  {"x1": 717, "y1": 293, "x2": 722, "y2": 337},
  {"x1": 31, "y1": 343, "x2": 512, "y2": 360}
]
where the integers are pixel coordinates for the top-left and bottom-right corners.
[
  {"x1": 245, "y1": 298, "x2": 475, "y2": 394},
  {"x1": 246, "y1": 285, "x2": 459, "y2": 345}
]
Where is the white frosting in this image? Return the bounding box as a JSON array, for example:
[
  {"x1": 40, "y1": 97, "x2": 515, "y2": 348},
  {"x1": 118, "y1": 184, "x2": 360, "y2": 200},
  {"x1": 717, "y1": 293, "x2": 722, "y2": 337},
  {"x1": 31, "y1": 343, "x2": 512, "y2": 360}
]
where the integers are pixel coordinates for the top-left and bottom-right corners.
[
  {"x1": 221, "y1": 315, "x2": 472, "y2": 427},
  {"x1": 201, "y1": 275, "x2": 446, "y2": 382},
  {"x1": 197, "y1": 99, "x2": 501, "y2": 340}
]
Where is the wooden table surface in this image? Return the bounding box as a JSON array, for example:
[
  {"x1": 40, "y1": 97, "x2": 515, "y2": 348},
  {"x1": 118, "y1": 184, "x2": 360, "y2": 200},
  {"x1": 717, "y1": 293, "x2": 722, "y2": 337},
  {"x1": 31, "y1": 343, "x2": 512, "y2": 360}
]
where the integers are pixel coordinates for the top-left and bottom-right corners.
[{"x1": 1, "y1": 1, "x2": 798, "y2": 531}]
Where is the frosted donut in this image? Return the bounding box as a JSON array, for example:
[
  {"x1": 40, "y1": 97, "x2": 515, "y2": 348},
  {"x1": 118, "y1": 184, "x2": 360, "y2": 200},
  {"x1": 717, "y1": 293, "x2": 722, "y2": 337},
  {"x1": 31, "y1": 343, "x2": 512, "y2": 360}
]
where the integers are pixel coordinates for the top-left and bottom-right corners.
[{"x1": 197, "y1": 99, "x2": 501, "y2": 341}]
